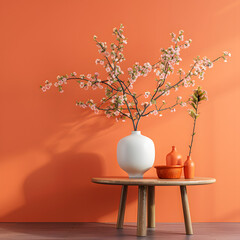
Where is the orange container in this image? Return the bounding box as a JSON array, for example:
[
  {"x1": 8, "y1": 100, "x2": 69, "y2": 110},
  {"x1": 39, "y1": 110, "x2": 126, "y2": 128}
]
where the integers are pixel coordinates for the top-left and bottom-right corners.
[
  {"x1": 155, "y1": 165, "x2": 183, "y2": 179},
  {"x1": 184, "y1": 156, "x2": 195, "y2": 179},
  {"x1": 166, "y1": 146, "x2": 183, "y2": 166}
]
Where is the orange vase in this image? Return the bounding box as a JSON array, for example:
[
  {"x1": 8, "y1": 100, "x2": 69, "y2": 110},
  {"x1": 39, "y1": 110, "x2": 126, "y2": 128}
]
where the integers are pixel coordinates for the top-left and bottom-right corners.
[
  {"x1": 184, "y1": 156, "x2": 195, "y2": 179},
  {"x1": 166, "y1": 146, "x2": 183, "y2": 166}
]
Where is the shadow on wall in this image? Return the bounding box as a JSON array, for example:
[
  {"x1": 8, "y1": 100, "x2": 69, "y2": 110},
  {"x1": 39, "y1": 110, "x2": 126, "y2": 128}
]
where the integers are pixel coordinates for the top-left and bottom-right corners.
[
  {"x1": 44, "y1": 110, "x2": 117, "y2": 154},
  {"x1": 0, "y1": 111, "x2": 136, "y2": 222},
  {"x1": 0, "y1": 151, "x2": 122, "y2": 222}
]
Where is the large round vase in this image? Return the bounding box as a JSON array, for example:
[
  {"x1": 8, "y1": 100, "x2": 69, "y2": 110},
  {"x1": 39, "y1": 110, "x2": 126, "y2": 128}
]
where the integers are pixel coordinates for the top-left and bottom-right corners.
[{"x1": 117, "y1": 131, "x2": 155, "y2": 178}]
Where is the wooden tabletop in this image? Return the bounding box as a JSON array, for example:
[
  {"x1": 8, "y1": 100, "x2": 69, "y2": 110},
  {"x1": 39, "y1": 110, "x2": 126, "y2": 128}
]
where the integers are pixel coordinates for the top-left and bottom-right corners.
[{"x1": 92, "y1": 177, "x2": 216, "y2": 186}]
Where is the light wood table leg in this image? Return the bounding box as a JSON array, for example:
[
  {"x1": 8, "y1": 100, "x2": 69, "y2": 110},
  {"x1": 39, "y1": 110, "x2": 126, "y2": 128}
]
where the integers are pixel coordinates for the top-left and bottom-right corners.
[
  {"x1": 147, "y1": 186, "x2": 155, "y2": 228},
  {"x1": 137, "y1": 185, "x2": 147, "y2": 236},
  {"x1": 180, "y1": 186, "x2": 193, "y2": 235},
  {"x1": 117, "y1": 185, "x2": 128, "y2": 229}
]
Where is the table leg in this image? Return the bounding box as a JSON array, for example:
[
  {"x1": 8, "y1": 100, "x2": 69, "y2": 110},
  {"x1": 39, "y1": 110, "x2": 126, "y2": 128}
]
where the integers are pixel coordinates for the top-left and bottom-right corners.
[
  {"x1": 117, "y1": 185, "x2": 128, "y2": 229},
  {"x1": 147, "y1": 186, "x2": 155, "y2": 228},
  {"x1": 180, "y1": 186, "x2": 193, "y2": 235},
  {"x1": 137, "y1": 185, "x2": 147, "y2": 236}
]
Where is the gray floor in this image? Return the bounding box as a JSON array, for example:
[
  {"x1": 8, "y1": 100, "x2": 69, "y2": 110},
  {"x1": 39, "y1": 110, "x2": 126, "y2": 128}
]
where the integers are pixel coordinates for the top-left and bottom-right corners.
[{"x1": 0, "y1": 222, "x2": 239, "y2": 239}]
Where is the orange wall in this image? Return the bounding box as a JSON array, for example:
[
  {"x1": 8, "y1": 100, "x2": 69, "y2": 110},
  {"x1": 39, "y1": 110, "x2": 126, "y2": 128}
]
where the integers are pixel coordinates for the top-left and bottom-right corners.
[{"x1": 0, "y1": 0, "x2": 240, "y2": 222}]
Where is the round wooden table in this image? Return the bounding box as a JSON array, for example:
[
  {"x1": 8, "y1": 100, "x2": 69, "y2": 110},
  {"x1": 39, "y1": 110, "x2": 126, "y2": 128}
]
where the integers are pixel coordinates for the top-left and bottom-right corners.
[{"x1": 92, "y1": 177, "x2": 216, "y2": 237}]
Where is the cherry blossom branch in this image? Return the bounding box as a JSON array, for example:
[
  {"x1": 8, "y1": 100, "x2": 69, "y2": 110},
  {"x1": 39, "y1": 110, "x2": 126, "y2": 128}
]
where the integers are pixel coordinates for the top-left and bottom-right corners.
[
  {"x1": 151, "y1": 62, "x2": 169, "y2": 101},
  {"x1": 154, "y1": 62, "x2": 197, "y2": 101},
  {"x1": 40, "y1": 25, "x2": 231, "y2": 131},
  {"x1": 99, "y1": 37, "x2": 142, "y2": 127},
  {"x1": 103, "y1": 55, "x2": 137, "y2": 129},
  {"x1": 96, "y1": 105, "x2": 130, "y2": 118},
  {"x1": 142, "y1": 99, "x2": 180, "y2": 117}
]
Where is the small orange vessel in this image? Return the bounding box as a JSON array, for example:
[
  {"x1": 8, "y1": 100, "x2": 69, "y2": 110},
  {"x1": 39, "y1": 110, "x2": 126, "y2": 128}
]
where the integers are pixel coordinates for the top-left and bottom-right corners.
[
  {"x1": 166, "y1": 146, "x2": 183, "y2": 166},
  {"x1": 184, "y1": 156, "x2": 195, "y2": 179},
  {"x1": 155, "y1": 165, "x2": 183, "y2": 179}
]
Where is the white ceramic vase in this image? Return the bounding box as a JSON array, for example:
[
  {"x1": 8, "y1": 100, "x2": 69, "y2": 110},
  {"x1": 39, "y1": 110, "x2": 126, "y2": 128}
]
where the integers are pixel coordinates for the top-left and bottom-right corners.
[{"x1": 117, "y1": 131, "x2": 155, "y2": 178}]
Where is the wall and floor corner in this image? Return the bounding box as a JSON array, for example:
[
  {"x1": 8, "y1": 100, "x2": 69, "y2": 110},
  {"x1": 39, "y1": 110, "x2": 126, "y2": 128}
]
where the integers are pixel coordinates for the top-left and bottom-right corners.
[{"x1": 0, "y1": 0, "x2": 239, "y2": 223}]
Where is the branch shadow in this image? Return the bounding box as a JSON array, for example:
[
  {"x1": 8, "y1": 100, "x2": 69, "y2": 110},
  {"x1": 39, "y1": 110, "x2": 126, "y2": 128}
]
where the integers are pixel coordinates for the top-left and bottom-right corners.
[
  {"x1": 0, "y1": 151, "x2": 123, "y2": 222},
  {"x1": 0, "y1": 110, "x2": 137, "y2": 236},
  {"x1": 43, "y1": 110, "x2": 117, "y2": 154}
]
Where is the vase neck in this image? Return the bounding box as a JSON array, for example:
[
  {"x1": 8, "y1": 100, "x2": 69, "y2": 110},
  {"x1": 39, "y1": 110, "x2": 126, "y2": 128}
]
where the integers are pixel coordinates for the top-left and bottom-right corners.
[
  {"x1": 172, "y1": 146, "x2": 176, "y2": 151},
  {"x1": 187, "y1": 156, "x2": 192, "y2": 161},
  {"x1": 132, "y1": 131, "x2": 141, "y2": 135}
]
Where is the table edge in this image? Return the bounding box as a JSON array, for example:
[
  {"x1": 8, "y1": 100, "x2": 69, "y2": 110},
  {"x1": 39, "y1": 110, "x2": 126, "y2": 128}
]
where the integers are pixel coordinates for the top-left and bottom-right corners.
[{"x1": 91, "y1": 177, "x2": 216, "y2": 186}]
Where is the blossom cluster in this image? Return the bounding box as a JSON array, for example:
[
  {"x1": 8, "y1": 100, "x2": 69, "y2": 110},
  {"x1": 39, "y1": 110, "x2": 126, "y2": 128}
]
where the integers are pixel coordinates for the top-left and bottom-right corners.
[
  {"x1": 94, "y1": 24, "x2": 127, "y2": 65},
  {"x1": 76, "y1": 99, "x2": 99, "y2": 114},
  {"x1": 40, "y1": 80, "x2": 52, "y2": 92},
  {"x1": 127, "y1": 62, "x2": 152, "y2": 88}
]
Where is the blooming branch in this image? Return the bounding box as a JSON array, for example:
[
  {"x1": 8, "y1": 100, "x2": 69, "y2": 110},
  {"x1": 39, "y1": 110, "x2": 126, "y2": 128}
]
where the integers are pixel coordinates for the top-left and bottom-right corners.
[{"x1": 40, "y1": 25, "x2": 230, "y2": 130}]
